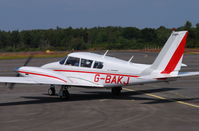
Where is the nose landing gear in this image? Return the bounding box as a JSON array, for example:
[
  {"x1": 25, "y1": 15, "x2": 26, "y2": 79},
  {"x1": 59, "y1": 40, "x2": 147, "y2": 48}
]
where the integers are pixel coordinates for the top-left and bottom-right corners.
[{"x1": 48, "y1": 85, "x2": 56, "y2": 96}]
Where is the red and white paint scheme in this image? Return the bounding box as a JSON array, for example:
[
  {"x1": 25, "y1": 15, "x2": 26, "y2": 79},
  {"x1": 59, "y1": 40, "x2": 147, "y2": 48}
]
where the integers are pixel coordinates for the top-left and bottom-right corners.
[{"x1": 0, "y1": 31, "x2": 199, "y2": 98}]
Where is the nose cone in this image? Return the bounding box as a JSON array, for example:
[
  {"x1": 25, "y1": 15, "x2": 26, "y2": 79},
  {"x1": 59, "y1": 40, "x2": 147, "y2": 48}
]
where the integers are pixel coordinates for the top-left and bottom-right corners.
[
  {"x1": 15, "y1": 66, "x2": 30, "y2": 76},
  {"x1": 15, "y1": 66, "x2": 29, "y2": 72},
  {"x1": 15, "y1": 67, "x2": 26, "y2": 72},
  {"x1": 15, "y1": 67, "x2": 20, "y2": 72}
]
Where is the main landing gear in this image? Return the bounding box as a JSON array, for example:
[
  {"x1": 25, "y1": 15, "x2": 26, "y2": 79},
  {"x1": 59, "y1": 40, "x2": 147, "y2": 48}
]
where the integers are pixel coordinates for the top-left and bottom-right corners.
[
  {"x1": 48, "y1": 85, "x2": 70, "y2": 99},
  {"x1": 111, "y1": 87, "x2": 122, "y2": 96},
  {"x1": 58, "y1": 85, "x2": 70, "y2": 99}
]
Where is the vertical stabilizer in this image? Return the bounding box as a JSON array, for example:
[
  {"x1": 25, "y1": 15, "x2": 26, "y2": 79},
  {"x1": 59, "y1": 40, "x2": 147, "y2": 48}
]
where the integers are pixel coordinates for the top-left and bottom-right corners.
[{"x1": 142, "y1": 31, "x2": 188, "y2": 75}]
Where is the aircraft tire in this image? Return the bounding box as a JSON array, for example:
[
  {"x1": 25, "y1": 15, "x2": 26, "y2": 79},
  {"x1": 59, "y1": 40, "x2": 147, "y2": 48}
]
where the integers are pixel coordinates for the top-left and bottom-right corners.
[
  {"x1": 61, "y1": 90, "x2": 70, "y2": 99},
  {"x1": 48, "y1": 88, "x2": 56, "y2": 96}
]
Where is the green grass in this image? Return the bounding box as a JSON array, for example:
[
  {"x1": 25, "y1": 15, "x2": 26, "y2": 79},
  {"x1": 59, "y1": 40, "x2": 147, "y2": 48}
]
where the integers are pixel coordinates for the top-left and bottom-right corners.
[{"x1": 0, "y1": 49, "x2": 198, "y2": 60}]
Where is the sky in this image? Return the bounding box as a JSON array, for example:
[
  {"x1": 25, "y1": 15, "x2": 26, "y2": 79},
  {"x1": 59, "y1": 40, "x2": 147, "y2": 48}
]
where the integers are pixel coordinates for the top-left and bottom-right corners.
[{"x1": 0, "y1": 0, "x2": 198, "y2": 31}]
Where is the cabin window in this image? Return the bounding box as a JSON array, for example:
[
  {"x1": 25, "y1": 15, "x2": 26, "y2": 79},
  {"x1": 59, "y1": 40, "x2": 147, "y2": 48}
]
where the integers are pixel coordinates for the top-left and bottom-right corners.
[
  {"x1": 93, "y1": 61, "x2": 103, "y2": 69},
  {"x1": 81, "y1": 58, "x2": 93, "y2": 68},
  {"x1": 65, "y1": 56, "x2": 80, "y2": 66},
  {"x1": 59, "y1": 57, "x2": 67, "y2": 65}
]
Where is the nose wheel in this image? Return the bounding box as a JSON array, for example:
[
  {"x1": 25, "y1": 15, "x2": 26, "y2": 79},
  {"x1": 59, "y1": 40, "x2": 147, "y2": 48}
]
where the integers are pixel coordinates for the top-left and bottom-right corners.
[
  {"x1": 59, "y1": 85, "x2": 70, "y2": 99},
  {"x1": 48, "y1": 85, "x2": 56, "y2": 96}
]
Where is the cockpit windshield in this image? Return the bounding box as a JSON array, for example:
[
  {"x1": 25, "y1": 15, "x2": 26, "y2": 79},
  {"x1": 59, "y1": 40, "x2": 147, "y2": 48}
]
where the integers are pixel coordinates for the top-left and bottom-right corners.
[
  {"x1": 59, "y1": 55, "x2": 103, "y2": 69},
  {"x1": 65, "y1": 56, "x2": 80, "y2": 66},
  {"x1": 59, "y1": 57, "x2": 67, "y2": 65}
]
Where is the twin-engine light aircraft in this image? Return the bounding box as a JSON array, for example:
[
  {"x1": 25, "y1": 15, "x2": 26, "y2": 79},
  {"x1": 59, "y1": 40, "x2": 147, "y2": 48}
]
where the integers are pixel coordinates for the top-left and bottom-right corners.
[{"x1": 1, "y1": 31, "x2": 199, "y2": 98}]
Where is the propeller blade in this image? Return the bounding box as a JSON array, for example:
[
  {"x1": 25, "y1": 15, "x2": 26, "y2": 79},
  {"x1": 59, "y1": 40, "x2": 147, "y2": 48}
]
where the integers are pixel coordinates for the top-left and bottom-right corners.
[
  {"x1": 8, "y1": 83, "x2": 15, "y2": 90},
  {"x1": 8, "y1": 55, "x2": 33, "y2": 90},
  {"x1": 8, "y1": 73, "x2": 20, "y2": 89},
  {"x1": 23, "y1": 55, "x2": 33, "y2": 66}
]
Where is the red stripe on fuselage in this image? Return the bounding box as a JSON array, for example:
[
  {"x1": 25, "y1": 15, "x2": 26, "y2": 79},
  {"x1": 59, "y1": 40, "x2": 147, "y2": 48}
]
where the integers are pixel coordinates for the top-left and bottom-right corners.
[
  {"x1": 161, "y1": 32, "x2": 188, "y2": 74},
  {"x1": 18, "y1": 71, "x2": 67, "y2": 83},
  {"x1": 54, "y1": 70, "x2": 140, "y2": 78}
]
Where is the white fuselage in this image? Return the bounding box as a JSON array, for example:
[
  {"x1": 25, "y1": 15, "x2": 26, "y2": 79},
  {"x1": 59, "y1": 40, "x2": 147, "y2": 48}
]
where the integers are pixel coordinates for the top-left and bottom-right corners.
[{"x1": 39, "y1": 52, "x2": 159, "y2": 88}]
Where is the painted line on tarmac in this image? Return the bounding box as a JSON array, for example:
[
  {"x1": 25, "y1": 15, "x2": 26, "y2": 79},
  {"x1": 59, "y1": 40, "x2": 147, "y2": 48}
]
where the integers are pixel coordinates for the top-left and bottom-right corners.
[{"x1": 124, "y1": 88, "x2": 199, "y2": 108}]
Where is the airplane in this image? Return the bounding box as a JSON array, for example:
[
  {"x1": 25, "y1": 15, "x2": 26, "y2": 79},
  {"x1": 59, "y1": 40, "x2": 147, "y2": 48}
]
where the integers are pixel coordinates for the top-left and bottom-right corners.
[{"x1": 0, "y1": 31, "x2": 199, "y2": 98}]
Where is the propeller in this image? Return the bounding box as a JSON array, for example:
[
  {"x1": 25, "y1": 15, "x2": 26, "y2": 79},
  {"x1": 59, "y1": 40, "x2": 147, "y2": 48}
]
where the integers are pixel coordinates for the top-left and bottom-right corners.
[
  {"x1": 23, "y1": 55, "x2": 33, "y2": 66},
  {"x1": 8, "y1": 55, "x2": 33, "y2": 89}
]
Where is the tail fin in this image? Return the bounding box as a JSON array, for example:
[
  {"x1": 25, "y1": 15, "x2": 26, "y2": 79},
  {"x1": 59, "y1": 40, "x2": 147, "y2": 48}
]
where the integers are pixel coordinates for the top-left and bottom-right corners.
[{"x1": 142, "y1": 31, "x2": 188, "y2": 75}]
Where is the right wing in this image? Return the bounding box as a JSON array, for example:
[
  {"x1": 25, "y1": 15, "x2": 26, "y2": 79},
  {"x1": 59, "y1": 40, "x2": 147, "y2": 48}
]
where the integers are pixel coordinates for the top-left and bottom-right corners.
[
  {"x1": 0, "y1": 76, "x2": 66, "y2": 85},
  {"x1": 0, "y1": 76, "x2": 104, "y2": 87},
  {"x1": 0, "y1": 66, "x2": 104, "y2": 87}
]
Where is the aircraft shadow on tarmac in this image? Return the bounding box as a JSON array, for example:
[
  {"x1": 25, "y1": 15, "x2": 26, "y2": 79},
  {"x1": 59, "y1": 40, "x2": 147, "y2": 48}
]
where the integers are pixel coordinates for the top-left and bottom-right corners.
[{"x1": 0, "y1": 87, "x2": 198, "y2": 106}]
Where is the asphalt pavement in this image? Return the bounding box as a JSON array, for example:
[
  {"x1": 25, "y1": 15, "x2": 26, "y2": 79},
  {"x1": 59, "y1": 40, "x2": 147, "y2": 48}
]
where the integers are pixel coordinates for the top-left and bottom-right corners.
[{"x1": 0, "y1": 51, "x2": 199, "y2": 131}]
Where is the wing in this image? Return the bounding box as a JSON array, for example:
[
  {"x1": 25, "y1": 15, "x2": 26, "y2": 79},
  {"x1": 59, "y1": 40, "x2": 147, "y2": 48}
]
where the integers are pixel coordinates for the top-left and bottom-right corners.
[
  {"x1": 0, "y1": 76, "x2": 103, "y2": 87},
  {"x1": 0, "y1": 66, "x2": 104, "y2": 87},
  {"x1": 0, "y1": 76, "x2": 66, "y2": 85}
]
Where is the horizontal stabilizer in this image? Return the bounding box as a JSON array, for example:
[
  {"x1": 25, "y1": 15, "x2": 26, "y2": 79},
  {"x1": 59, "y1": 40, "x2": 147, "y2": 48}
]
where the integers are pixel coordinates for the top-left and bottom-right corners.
[
  {"x1": 139, "y1": 72, "x2": 199, "y2": 79},
  {"x1": 177, "y1": 72, "x2": 199, "y2": 77}
]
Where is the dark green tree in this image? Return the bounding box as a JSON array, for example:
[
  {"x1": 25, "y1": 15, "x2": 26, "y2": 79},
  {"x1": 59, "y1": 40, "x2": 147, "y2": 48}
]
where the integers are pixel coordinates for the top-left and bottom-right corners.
[{"x1": 184, "y1": 21, "x2": 192, "y2": 30}]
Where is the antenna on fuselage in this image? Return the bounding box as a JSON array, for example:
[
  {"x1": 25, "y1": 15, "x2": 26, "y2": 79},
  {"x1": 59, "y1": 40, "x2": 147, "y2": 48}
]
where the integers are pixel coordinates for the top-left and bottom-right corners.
[
  {"x1": 128, "y1": 55, "x2": 134, "y2": 63},
  {"x1": 102, "y1": 50, "x2": 109, "y2": 58}
]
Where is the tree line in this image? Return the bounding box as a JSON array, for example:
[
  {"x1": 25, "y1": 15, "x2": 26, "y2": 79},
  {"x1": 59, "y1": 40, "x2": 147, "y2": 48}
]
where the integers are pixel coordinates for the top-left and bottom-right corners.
[{"x1": 0, "y1": 21, "x2": 199, "y2": 52}]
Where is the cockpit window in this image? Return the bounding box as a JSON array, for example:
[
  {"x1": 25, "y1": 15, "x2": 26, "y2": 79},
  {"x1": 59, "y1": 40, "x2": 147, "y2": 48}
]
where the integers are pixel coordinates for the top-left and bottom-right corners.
[
  {"x1": 59, "y1": 57, "x2": 67, "y2": 65},
  {"x1": 65, "y1": 56, "x2": 80, "y2": 66},
  {"x1": 93, "y1": 61, "x2": 103, "y2": 69},
  {"x1": 81, "y1": 59, "x2": 93, "y2": 68}
]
